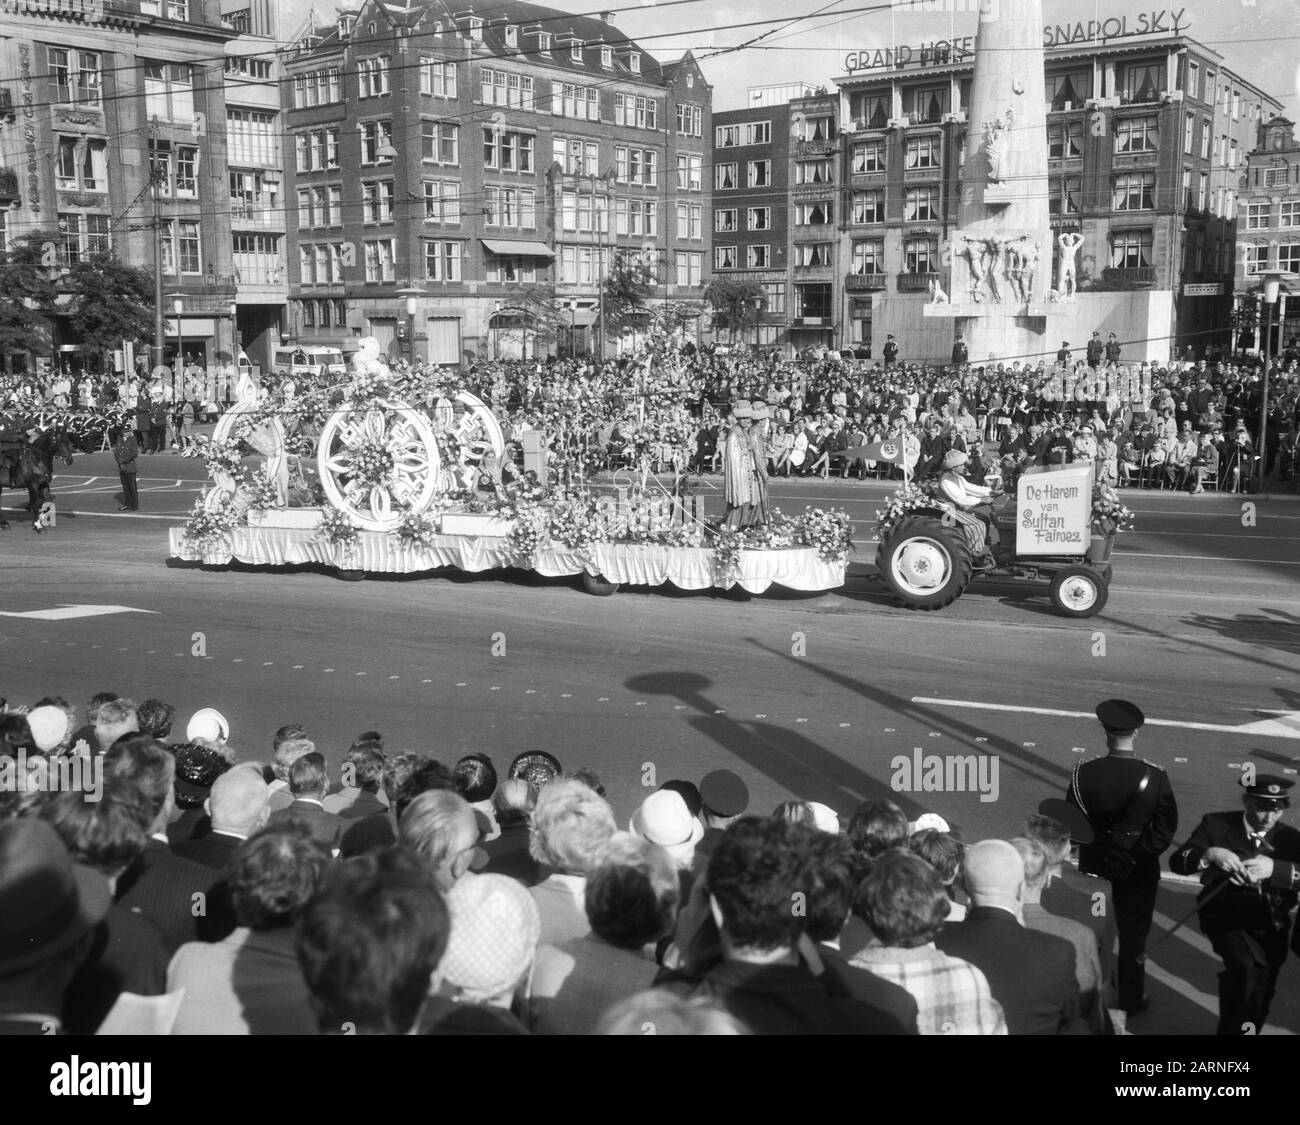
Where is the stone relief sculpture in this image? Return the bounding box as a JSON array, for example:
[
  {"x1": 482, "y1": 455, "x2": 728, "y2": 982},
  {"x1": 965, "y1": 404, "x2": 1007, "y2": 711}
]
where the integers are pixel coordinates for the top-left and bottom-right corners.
[
  {"x1": 927, "y1": 277, "x2": 949, "y2": 304},
  {"x1": 1057, "y1": 231, "x2": 1084, "y2": 299},
  {"x1": 983, "y1": 107, "x2": 1015, "y2": 183}
]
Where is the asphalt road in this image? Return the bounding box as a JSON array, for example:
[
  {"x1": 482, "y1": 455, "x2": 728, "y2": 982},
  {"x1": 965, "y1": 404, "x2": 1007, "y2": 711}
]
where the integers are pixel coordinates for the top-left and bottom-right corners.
[{"x1": 2, "y1": 449, "x2": 1299, "y2": 1035}]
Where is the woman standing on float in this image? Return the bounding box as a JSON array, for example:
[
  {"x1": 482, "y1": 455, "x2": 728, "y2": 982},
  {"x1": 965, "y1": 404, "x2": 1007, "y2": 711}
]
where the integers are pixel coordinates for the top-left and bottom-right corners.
[{"x1": 722, "y1": 400, "x2": 768, "y2": 528}]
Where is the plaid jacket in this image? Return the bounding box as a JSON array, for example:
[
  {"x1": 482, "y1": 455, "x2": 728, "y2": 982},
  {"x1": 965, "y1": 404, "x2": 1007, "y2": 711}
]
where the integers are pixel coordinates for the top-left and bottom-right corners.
[{"x1": 849, "y1": 943, "x2": 1007, "y2": 1035}]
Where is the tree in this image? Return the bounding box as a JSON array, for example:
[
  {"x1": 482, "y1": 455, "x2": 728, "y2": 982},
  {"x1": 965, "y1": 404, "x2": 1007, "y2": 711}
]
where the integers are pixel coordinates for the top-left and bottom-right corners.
[
  {"x1": 602, "y1": 253, "x2": 656, "y2": 334},
  {"x1": 63, "y1": 253, "x2": 154, "y2": 371},
  {"x1": 704, "y1": 277, "x2": 765, "y2": 343},
  {"x1": 0, "y1": 236, "x2": 59, "y2": 363}
]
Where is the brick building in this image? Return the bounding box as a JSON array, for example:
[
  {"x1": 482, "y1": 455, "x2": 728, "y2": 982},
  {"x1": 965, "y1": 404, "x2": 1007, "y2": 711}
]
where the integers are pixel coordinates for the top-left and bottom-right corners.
[
  {"x1": 282, "y1": 0, "x2": 712, "y2": 366},
  {"x1": 1235, "y1": 115, "x2": 1300, "y2": 350}
]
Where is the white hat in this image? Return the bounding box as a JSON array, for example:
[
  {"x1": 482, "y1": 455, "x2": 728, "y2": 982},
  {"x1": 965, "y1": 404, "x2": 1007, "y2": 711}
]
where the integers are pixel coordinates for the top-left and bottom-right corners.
[
  {"x1": 806, "y1": 802, "x2": 840, "y2": 834},
  {"x1": 909, "y1": 812, "x2": 951, "y2": 835},
  {"x1": 439, "y1": 874, "x2": 541, "y2": 1002},
  {"x1": 629, "y1": 790, "x2": 704, "y2": 862},
  {"x1": 26, "y1": 705, "x2": 69, "y2": 753},
  {"x1": 185, "y1": 708, "x2": 229, "y2": 743},
  {"x1": 942, "y1": 449, "x2": 969, "y2": 470}
]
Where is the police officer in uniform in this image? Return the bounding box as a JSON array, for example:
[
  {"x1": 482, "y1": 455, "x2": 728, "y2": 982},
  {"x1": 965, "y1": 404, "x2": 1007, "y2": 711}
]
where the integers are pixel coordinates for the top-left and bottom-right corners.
[
  {"x1": 883, "y1": 335, "x2": 899, "y2": 367},
  {"x1": 1169, "y1": 774, "x2": 1300, "y2": 1035},
  {"x1": 951, "y1": 334, "x2": 968, "y2": 367},
  {"x1": 1065, "y1": 700, "x2": 1177, "y2": 1017}
]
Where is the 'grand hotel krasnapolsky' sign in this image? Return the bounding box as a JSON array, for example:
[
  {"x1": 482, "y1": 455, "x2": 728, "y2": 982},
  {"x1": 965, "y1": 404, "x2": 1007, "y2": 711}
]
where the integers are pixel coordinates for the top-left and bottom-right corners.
[{"x1": 843, "y1": 8, "x2": 1189, "y2": 72}]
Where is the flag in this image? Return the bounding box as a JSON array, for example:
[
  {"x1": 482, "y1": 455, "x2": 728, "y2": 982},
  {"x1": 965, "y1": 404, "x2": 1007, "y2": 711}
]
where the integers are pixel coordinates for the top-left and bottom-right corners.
[{"x1": 844, "y1": 440, "x2": 904, "y2": 464}]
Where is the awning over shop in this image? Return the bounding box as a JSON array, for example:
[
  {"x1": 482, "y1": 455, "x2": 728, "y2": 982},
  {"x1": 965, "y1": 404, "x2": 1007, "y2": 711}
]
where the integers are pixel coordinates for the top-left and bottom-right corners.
[{"x1": 480, "y1": 239, "x2": 556, "y2": 259}]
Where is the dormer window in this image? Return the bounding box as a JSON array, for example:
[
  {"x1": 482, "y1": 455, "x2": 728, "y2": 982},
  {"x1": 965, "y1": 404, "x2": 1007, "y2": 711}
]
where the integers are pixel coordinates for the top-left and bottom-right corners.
[
  {"x1": 539, "y1": 32, "x2": 552, "y2": 52},
  {"x1": 505, "y1": 25, "x2": 518, "y2": 48},
  {"x1": 629, "y1": 53, "x2": 641, "y2": 74},
  {"x1": 469, "y1": 17, "x2": 483, "y2": 41},
  {"x1": 571, "y1": 41, "x2": 583, "y2": 63},
  {"x1": 686, "y1": 73, "x2": 694, "y2": 88},
  {"x1": 368, "y1": 21, "x2": 376, "y2": 34},
  {"x1": 600, "y1": 46, "x2": 612, "y2": 68},
  {"x1": 339, "y1": 14, "x2": 357, "y2": 37}
]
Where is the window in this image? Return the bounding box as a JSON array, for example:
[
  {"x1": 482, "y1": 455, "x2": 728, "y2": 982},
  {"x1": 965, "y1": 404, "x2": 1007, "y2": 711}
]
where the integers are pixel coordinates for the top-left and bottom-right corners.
[
  {"x1": 716, "y1": 124, "x2": 740, "y2": 148},
  {"x1": 50, "y1": 47, "x2": 101, "y2": 106},
  {"x1": 1280, "y1": 201, "x2": 1300, "y2": 228},
  {"x1": 794, "y1": 201, "x2": 832, "y2": 226},
  {"x1": 851, "y1": 191, "x2": 884, "y2": 224},
  {"x1": 1183, "y1": 113, "x2": 1194, "y2": 155},
  {"x1": 296, "y1": 128, "x2": 341, "y2": 172},
  {"x1": 1048, "y1": 121, "x2": 1083, "y2": 159},
  {"x1": 468, "y1": 16, "x2": 483, "y2": 40},
  {"x1": 423, "y1": 180, "x2": 460, "y2": 224},
  {"x1": 747, "y1": 246, "x2": 770, "y2": 269},
  {"x1": 364, "y1": 239, "x2": 396, "y2": 282},
  {"x1": 1114, "y1": 116, "x2": 1158, "y2": 154},
  {"x1": 675, "y1": 251, "x2": 702, "y2": 287},
  {"x1": 1046, "y1": 70, "x2": 1092, "y2": 111},
  {"x1": 295, "y1": 185, "x2": 341, "y2": 228},
  {"x1": 850, "y1": 93, "x2": 890, "y2": 130},
  {"x1": 1120, "y1": 62, "x2": 1162, "y2": 104},
  {"x1": 1048, "y1": 175, "x2": 1080, "y2": 217},
  {"x1": 747, "y1": 160, "x2": 771, "y2": 187},
  {"x1": 715, "y1": 162, "x2": 737, "y2": 190},
  {"x1": 615, "y1": 198, "x2": 657, "y2": 236},
  {"x1": 715, "y1": 208, "x2": 737, "y2": 233},
  {"x1": 484, "y1": 129, "x2": 535, "y2": 172},
  {"x1": 175, "y1": 145, "x2": 198, "y2": 196},
  {"x1": 560, "y1": 189, "x2": 609, "y2": 233},
  {"x1": 55, "y1": 213, "x2": 111, "y2": 264},
  {"x1": 1110, "y1": 229, "x2": 1153, "y2": 268},
  {"x1": 1181, "y1": 169, "x2": 1192, "y2": 211},
  {"x1": 362, "y1": 180, "x2": 395, "y2": 223},
  {"x1": 1264, "y1": 166, "x2": 1289, "y2": 188},
  {"x1": 794, "y1": 243, "x2": 832, "y2": 268},
  {"x1": 677, "y1": 104, "x2": 702, "y2": 137},
  {"x1": 1246, "y1": 202, "x2": 1270, "y2": 230},
  {"x1": 676, "y1": 154, "x2": 702, "y2": 191},
  {"x1": 601, "y1": 46, "x2": 612, "y2": 68},
  {"x1": 480, "y1": 68, "x2": 534, "y2": 110},
  {"x1": 559, "y1": 246, "x2": 609, "y2": 285},
  {"x1": 1185, "y1": 60, "x2": 1199, "y2": 99},
  {"x1": 422, "y1": 121, "x2": 459, "y2": 165},
  {"x1": 484, "y1": 186, "x2": 536, "y2": 229},
  {"x1": 904, "y1": 186, "x2": 938, "y2": 222},
  {"x1": 1279, "y1": 245, "x2": 1300, "y2": 272},
  {"x1": 554, "y1": 81, "x2": 600, "y2": 121},
  {"x1": 538, "y1": 32, "x2": 552, "y2": 53},
  {"x1": 422, "y1": 59, "x2": 457, "y2": 98},
  {"x1": 1229, "y1": 140, "x2": 1239, "y2": 169},
  {"x1": 797, "y1": 114, "x2": 836, "y2": 142},
  {"x1": 614, "y1": 94, "x2": 658, "y2": 130},
  {"x1": 141, "y1": 0, "x2": 190, "y2": 16},
  {"x1": 611, "y1": 147, "x2": 655, "y2": 186},
  {"x1": 675, "y1": 203, "x2": 702, "y2": 239},
  {"x1": 358, "y1": 57, "x2": 389, "y2": 98},
  {"x1": 571, "y1": 40, "x2": 584, "y2": 63},
  {"x1": 629, "y1": 53, "x2": 641, "y2": 74},
  {"x1": 746, "y1": 121, "x2": 771, "y2": 145},
  {"x1": 1198, "y1": 172, "x2": 1208, "y2": 212},
  {"x1": 227, "y1": 109, "x2": 277, "y2": 166},
  {"x1": 903, "y1": 236, "x2": 938, "y2": 273},
  {"x1": 55, "y1": 135, "x2": 109, "y2": 193},
  {"x1": 796, "y1": 283, "x2": 832, "y2": 318},
  {"x1": 506, "y1": 26, "x2": 519, "y2": 48},
  {"x1": 1112, "y1": 173, "x2": 1155, "y2": 211},
  {"x1": 747, "y1": 207, "x2": 771, "y2": 231},
  {"x1": 850, "y1": 240, "x2": 884, "y2": 275},
  {"x1": 293, "y1": 68, "x2": 342, "y2": 108},
  {"x1": 903, "y1": 86, "x2": 946, "y2": 124},
  {"x1": 715, "y1": 246, "x2": 737, "y2": 270},
  {"x1": 795, "y1": 159, "x2": 834, "y2": 185},
  {"x1": 360, "y1": 120, "x2": 394, "y2": 165},
  {"x1": 485, "y1": 256, "x2": 536, "y2": 284},
  {"x1": 1244, "y1": 245, "x2": 1266, "y2": 274},
  {"x1": 762, "y1": 281, "x2": 785, "y2": 314},
  {"x1": 176, "y1": 219, "x2": 200, "y2": 274},
  {"x1": 905, "y1": 136, "x2": 939, "y2": 169},
  {"x1": 1233, "y1": 90, "x2": 1241, "y2": 120},
  {"x1": 557, "y1": 138, "x2": 601, "y2": 177},
  {"x1": 143, "y1": 61, "x2": 193, "y2": 121},
  {"x1": 852, "y1": 139, "x2": 885, "y2": 174}
]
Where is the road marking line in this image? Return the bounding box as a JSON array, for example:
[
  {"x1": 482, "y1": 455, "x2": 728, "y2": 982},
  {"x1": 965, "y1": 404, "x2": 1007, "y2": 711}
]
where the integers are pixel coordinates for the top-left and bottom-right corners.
[
  {"x1": 912, "y1": 697, "x2": 1300, "y2": 740},
  {"x1": 1114, "y1": 551, "x2": 1300, "y2": 566}
]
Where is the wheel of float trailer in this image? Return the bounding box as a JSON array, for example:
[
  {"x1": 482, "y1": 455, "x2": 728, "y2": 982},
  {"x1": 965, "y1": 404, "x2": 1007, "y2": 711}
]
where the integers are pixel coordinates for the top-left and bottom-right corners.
[
  {"x1": 582, "y1": 572, "x2": 619, "y2": 596},
  {"x1": 1049, "y1": 565, "x2": 1108, "y2": 618}
]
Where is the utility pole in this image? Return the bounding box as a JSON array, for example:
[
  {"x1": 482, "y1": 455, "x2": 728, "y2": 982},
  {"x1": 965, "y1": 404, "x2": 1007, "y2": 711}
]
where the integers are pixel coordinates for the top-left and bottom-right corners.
[{"x1": 151, "y1": 119, "x2": 165, "y2": 377}]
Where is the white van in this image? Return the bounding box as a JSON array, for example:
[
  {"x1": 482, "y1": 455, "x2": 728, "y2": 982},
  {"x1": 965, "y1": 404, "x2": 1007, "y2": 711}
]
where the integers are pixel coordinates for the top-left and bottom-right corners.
[{"x1": 271, "y1": 345, "x2": 346, "y2": 380}]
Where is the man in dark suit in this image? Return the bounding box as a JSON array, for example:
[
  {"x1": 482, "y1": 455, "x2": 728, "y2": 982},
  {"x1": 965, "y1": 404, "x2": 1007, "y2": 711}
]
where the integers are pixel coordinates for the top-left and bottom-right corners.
[
  {"x1": 1169, "y1": 774, "x2": 1300, "y2": 1035},
  {"x1": 173, "y1": 766, "x2": 270, "y2": 870},
  {"x1": 1086, "y1": 332, "x2": 1105, "y2": 368},
  {"x1": 1065, "y1": 699, "x2": 1177, "y2": 1017},
  {"x1": 266, "y1": 752, "x2": 343, "y2": 851},
  {"x1": 935, "y1": 839, "x2": 1081, "y2": 1034}
]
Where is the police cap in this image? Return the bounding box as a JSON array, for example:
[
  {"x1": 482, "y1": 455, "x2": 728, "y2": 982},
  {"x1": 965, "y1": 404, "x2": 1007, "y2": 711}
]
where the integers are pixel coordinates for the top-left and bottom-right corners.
[
  {"x1": 1096, "y1": 699, "x2": 1145, "y2": 734},
  {"x1": 1242, "y1": 774, "x2": 1293, "y2": 807}
]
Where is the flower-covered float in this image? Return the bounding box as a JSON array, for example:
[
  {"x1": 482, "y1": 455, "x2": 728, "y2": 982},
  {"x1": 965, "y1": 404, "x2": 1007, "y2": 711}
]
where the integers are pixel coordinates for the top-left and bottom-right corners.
[{"x1": 168, "y1": 337, "x2": 853, "y2": 596}]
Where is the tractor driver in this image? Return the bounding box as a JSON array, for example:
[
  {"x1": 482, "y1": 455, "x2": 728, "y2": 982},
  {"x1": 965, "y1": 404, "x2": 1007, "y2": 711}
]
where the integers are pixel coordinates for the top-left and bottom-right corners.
[{"x1": 937, "y1": 449, "x2": 1002, "y2": 564}]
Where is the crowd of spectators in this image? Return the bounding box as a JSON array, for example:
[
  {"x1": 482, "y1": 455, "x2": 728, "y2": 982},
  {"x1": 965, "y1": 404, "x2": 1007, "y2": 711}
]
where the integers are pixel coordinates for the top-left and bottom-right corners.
[
  {"x1": 3, "y1": 690, "x2": 1137, "y2": 1035},
  {"x1": 6, "y1": 344, "x2": 1300, "y2": 492}
]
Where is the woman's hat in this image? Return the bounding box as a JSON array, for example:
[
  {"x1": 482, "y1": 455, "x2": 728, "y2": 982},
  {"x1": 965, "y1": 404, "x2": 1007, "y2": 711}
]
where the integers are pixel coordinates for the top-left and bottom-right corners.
[{"x1": 185, "y1": 708, "x2": 229, "y2": 743}]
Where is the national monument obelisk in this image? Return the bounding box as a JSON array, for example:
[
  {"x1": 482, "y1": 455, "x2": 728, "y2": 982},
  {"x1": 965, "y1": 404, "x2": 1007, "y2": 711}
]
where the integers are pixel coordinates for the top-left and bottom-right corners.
[{"x1": 926, "y1": 0, "x2": 1052, "y2": 360}]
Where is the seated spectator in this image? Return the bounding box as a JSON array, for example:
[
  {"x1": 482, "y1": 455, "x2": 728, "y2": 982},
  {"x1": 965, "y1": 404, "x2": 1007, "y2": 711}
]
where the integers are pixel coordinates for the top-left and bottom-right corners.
[
  {"x1": 426, "y1": 874, "x2": 540, "y2": 1034},
  {"x1": 39, "y1": 782, "x2": 169, "y2": 1034},
  {"x1": 399, "y1": 789, "x2": 480, "y2": 892},
  {"x1": 597, "y1": 990, "x2": 746, "y2": 1034},
  {"x1": 629, "y1": 788, "x2": 702, "y2": 873},
  {"x1": 173, "y1": 764, "x2": 270, "y2": 871},
  {"x1": 67, "y1": 691, "x2": 119, "y2": 757},
  {"x1": 0, "y1": 819, "x2": 112, "y2": 1035},
  {"x1": 454, "y1": 752, "x2": 501, "y2": 842},
  {"x1": 909, "y1": 828, "x2": 967, "y2": 922},
  {"x1": 694, "y1": 768, "x2": 750, "y2": 873},
  {"x1": 25, "y1": 699, "x2": 75, "y2": 757},
  {"x1": 135, "y1": 699, "x2": 175, "y2": 742},
  {"x1": 528, "y1": 778, "x2": 618, "y2": 944},
  {"x1": 266, "y1": 751, "x2": 343, "y2": 850},
  {"x1": 849, "y1": 849, "x2": 1005, "y2": 1035},
  {"x1": 658, "y1": 818, "x2": 910, "y2": 1035},
  {"x1": 339, "y1": 754, "x2": 455, "y2": 858},
  {"x1": 296, "y1": 849, "x2": 451, "y2": 1035},
  {"x1": 94, "y1": 697, "x2": 139, "y2": 754},
  {"x1": 529, "y1": 834, "x2": 678, "y2": 1034},
  {"x1": 934, "y1": 840, "x2": 1080, "y2": 1035},
  {"x1": 482, "y1": 778, "x2": 542, "y2": 886},
  {"x1": 167, "y1": 825, "x2": 331, "y2": 1034},
  {"x1": 1010, "y1": 837, "x2": 1109, "y2": 1035},
  {"x1": 322, "y1": 736, "x2": 387, "y2": 819},
  {"x1": 847, "y1": 798, "x2": 909, "y2": 876},
  {"x1": 166, "y1": 741, "x2": 234, "y2": 846},
  {"x1": 267, "y1": 735, "x2": 315, "y2": 813}
]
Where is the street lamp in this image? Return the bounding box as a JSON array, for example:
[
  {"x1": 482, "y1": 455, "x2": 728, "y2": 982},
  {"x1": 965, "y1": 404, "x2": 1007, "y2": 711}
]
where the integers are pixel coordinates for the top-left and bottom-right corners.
[
  {"x1": 568, "y1": 298, "x2": 578, "y2": 358},
  {"x1": 395, "y1": 284, "x2": 424, "y2": 365},
  {"x1": 1256, "y1": 271, "x2": 1294, "y2": 489},
  {"x1": 172, "y1": 295, "x2": 184, "y2": 400}
]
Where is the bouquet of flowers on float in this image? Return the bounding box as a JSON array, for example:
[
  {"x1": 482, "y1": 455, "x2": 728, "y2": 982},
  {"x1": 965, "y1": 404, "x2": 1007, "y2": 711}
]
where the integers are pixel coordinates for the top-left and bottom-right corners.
[
  {"x1": 875, "y1": 482, "x2": 940, "y2": 541},
  {"x1": 795, "y1": 507, "x2": 855, "y2": 564},
  {"x1": 389, "y1": 510, "x2": 439, "y2": 551},
  {"x1": 1091, "y1": 481, "x2": 1134, "y2": 534},
  {"x1": 315, "y1": 507, "x2": 361, "y2": 554},
  {"x1": 190, "y1": 436, "x2": 246, "y2": 480},
  {"x1": 181, "y1": 496, "x2": 239, "y2": 549}
]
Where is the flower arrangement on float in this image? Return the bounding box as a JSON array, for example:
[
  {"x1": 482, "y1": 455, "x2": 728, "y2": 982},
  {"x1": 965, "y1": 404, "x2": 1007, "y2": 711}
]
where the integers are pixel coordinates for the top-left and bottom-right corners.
[
  {"x1": 181, "y1": 497, "x2": 239, "y2": 549},
  {"x1": 1090, "y1": 482, "x2": 1135, "y2": 533}
]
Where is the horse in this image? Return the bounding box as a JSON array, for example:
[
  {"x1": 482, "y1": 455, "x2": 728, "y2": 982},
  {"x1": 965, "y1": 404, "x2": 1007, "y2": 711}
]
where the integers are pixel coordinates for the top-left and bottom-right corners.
[{"x1": 0, "y1": 427, "x2": 75, "y2": 531}]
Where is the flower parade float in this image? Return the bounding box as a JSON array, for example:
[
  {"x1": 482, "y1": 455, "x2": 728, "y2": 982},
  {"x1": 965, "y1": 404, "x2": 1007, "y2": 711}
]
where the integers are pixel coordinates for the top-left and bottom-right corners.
[{"x1": 168, "y1": 338, "x2": 853, "y2": 596}]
